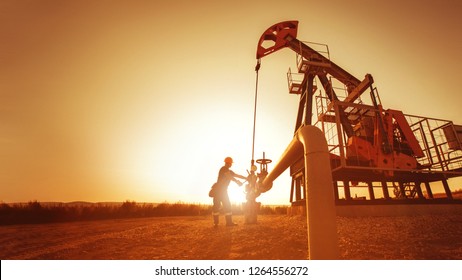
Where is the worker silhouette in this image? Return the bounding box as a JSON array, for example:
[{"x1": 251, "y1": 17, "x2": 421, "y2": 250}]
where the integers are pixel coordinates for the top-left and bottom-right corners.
[{"x1": 212, "y1": 157, "x2": 247, "y2": 226}]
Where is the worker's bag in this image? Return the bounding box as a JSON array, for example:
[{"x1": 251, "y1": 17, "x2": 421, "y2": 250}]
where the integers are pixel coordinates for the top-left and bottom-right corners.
[{"x1": 208, "y1": 183, "x2": 218, "y2": 198}]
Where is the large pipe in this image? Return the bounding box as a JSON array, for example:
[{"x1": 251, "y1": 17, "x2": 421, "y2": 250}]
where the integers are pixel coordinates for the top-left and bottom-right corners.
[{"x1": 259, "y1": 125, "x2": 339, "y2": 259}]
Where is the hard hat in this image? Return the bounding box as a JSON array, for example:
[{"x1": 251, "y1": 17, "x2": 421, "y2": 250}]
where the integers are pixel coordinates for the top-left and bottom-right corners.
[{"x1": 224, "y1": 157, "x2": 233, "y2": 164}]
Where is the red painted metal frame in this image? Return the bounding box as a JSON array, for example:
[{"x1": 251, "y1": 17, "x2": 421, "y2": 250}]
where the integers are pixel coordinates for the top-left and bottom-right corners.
[{"x1": 256, "y1": 21, "x2": 298, "y2": 59}]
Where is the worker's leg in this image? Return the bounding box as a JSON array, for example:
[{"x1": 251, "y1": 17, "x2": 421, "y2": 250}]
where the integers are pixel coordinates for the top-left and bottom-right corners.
[
  {"x1": 212, "y1": 196, "x2": 220, "y2": 226},
  {"x1": 223, "y1": 192, "x2": 236, "y2": 226}
]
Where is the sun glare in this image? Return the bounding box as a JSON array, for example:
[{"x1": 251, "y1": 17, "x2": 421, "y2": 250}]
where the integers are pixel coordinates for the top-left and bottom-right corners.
[{"x1": 227, "y1": 184, "x2": 247, "y2": 204}]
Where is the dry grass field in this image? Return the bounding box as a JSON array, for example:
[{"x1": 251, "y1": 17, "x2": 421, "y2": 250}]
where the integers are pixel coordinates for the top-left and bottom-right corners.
[{"x1": 1, "y1": 213, "x2": 462, "y2": 260}]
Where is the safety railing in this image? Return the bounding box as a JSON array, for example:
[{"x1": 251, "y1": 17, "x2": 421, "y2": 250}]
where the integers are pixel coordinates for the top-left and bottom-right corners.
[
  {"x1": 286, "y1": 68, "x2": 305, "y2": 94},
  {"x1": 407, "y1": 115, "x2": 462, "y2": 172},
  {"x1": 295, "y1": 41, "x2": 330, "y2": 73},
  {"x1": 314, "y1": 95, "x2": 462, "y2": 174}
]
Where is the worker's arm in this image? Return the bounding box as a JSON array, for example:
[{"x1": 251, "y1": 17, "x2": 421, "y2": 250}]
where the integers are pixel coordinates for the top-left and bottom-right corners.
[
  {"x1": 229, "y1": 170, "x2": 246, "y2": 186},
  {"x1": 232, "y1": 178, "x2": 243, "y2": 186},
  {"x1": 229, "y1": 170, "x2": 246, "y2": 180}
]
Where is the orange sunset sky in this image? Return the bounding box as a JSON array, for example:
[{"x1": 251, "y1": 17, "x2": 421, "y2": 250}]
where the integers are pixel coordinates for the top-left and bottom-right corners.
[{"x1": 1, "y1": 0, "x2": 462, "y2": 205}]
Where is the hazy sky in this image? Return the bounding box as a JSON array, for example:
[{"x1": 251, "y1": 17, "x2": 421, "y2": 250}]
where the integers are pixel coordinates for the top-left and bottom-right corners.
[{"x1": 1, "y1": 0, "x2": 461, "y2": 204}]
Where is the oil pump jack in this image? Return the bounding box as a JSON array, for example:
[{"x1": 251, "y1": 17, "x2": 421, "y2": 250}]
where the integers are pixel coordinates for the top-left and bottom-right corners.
[{"x1": 248, "y1": 21, "x2": 462, "y2": 209}]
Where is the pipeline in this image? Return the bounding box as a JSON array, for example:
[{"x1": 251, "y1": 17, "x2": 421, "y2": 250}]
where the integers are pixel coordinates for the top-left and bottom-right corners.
[{"x1": 258, "y1": 125, "x2": 339, "y2": 259}]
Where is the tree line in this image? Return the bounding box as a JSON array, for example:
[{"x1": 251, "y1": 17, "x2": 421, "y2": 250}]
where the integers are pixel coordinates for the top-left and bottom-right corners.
[{"x1": 0, "y1": 201, "x2": 288, "y2": 225}]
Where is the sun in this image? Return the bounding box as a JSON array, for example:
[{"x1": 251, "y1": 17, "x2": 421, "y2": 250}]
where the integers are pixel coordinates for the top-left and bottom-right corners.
[{"x1": 227, "y1": 183, "x2": 247, "y2": 204}]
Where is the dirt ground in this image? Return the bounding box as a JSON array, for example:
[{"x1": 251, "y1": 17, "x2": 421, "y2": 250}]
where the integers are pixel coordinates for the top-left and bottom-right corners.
[{"x1": 1, "y1": 214, "x2": 462, "y2": 260}]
